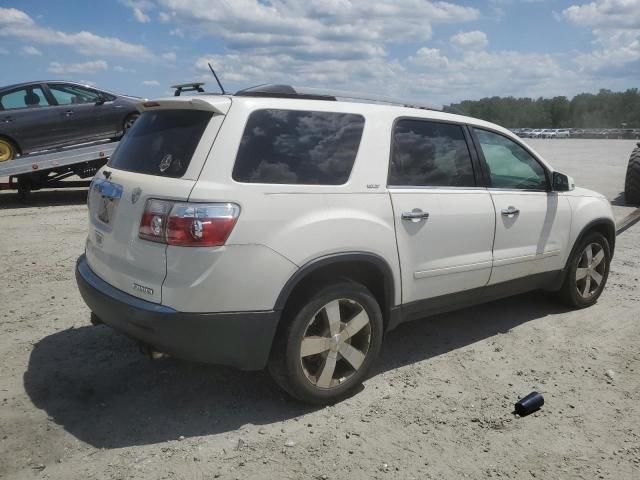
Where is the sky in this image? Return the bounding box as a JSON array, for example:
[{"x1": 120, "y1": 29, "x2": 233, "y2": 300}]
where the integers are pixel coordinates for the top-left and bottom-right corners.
[{"x1": 0, "y1": 0, "x2": 639, "y2": 106}]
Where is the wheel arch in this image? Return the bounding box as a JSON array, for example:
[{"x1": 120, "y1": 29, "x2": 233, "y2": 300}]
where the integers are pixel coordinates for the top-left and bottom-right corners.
[
  {"x1": 0, "y1": 134, "x2": 21, "y2": 155},
  {"x1": 565, "y1": 217, "x2": 616, "y2": 272},
  {"x1": 273, "y1": 252, "x2": 397, "y2": 331},
  {"x1": 551, "y1": 217, "x2": 615, "y2": 293}
]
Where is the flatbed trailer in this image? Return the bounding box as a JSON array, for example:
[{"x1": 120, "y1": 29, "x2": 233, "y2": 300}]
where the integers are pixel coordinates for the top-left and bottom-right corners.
[{"x1": 0, "y1": 140, "x2": 118, "y2": 197}]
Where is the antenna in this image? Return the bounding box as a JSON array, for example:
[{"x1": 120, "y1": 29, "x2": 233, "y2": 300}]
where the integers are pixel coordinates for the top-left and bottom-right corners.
[{"x1": 208, "y1": 63, "x2": 226, "y2": 94}]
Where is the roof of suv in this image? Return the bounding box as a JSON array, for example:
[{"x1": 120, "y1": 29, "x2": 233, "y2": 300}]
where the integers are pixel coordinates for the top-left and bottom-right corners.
[{"x1": 147, "y1": 84, "x2": 516, "y2": 138}]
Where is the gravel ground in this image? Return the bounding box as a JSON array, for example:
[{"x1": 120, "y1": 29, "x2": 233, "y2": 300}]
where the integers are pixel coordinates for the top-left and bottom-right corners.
[{"x1": 0, "y1": 140, "x2": 639, "y2": 479}]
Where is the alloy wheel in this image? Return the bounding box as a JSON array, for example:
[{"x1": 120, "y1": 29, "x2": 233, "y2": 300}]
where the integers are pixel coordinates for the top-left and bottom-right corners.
[
  {"x1": 0, "y1": 140, "x2": 14, "y2": 162},
  {"x1": 575, "y1": 242, "x2": 606, "y2": 299},
  {"x1": 124, "y1": 114, "x2": 138, "y2": 131},
  {"x1": 299, "y1": 298, "x2": 372, "y2": 389}
]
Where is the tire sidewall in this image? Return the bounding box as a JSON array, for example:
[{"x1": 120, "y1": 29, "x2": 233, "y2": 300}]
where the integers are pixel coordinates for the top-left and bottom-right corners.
[
  {"x1": 565, "y1": 232, "x2": 611, "y2": 308},
  {"x1": 281, "y1": 282, "x2": 383, "y2": 404}
]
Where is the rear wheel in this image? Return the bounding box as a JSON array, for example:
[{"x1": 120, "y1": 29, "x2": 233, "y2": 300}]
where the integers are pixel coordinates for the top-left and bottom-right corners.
[
  {"x1": 559, "y1": 232, "x2": 611, "y2": 308},
  {"x1": 123, "y1": 113, "x2": 139, "y2": 133},
  {"x1": 269, "y1": 282, "x2": 383, "y2": 404},
  {"x1": 625, "y1": 146, "x2": 640, "y2": 205},
  {"x1": 0, "y1": 138, "x2": 17, "y2": 162}
]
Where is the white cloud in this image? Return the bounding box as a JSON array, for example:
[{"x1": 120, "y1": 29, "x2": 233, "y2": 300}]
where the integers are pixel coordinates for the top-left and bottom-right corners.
[
  {"x1": 120, "y1": 0, "x2": 154, "y2": 22},
  {"x1": 161, "y1": 51, "x2": 176, "y2": 61},
  {"x1": 450, "y1": 30, "x2": 488, "y2": 50},
  {"x1": 0, "y1": 7, "x2": 152, "y2": 59},
  {"x1": 48, "y1": 60, "x2": 108, "y2": 74},
  {"x1": 114, "y1": 65, "x2": 136, "y2": 73},
  {"x1": 564, "y1": 1, "x2": 640, "y2": 72},
  {"x1": 142, "y1": 80, "x2": 160, "y2": 86},
  {"x1": 409, "y1": 47, "x2": 449, "y2": 68},
  {"x1": 133, "y1": 7, "x2": 151, "y2": 23},
  {"x1": 155, "y1": 0, "x2": 479, "y2": 60},
  {"x1": 158, "y1": 12, "x2": 171, "y2": 22},
  {"x1": 564, "y1": 0, "x2": 640, "y2": 27},
  {"x1": 22, "y1": 45, "x2": 43, "y2": 56}
]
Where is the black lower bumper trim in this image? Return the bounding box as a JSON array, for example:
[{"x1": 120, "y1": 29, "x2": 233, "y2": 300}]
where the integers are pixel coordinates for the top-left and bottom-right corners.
[{"x1": 75, "y1": 255, "x2": 280, "y2": 370}]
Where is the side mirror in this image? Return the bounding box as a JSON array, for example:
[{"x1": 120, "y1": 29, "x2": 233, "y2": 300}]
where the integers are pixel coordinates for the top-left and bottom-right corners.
[
  {"x1": 552, "y1": 171, "x2": 575, "y2": 192},
  {"x1": 95, "y1": 95, "x2": 106, "y2": 105}
]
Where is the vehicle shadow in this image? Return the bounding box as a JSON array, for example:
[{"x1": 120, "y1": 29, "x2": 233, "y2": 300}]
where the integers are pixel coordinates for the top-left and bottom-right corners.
[
  {"x1": 23, "y1": 291, "x2": 568, "y2": 449},
  {"x1": 0, "y1": 189, "x2": 87, "y2": 209}
]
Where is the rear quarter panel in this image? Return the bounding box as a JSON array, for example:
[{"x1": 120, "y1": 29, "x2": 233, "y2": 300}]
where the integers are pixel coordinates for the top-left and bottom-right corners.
[{"x1": 186, "y1": 98, "x2": 402, "y2": 310}]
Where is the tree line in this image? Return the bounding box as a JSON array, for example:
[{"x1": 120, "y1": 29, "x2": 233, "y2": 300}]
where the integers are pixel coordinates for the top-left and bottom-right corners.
[{"x1": 444, "y1": 88, "x2": 640, "y2": 128}]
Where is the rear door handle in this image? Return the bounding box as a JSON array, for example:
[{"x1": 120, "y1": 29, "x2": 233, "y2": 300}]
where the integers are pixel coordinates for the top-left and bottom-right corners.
[
  {"x1": 64, "y1": 110, "x2": 74, "y2": 116},
  {"x1": 2, "y1": 116, "x2": 13, "y2": 123},
  {"x1": 402, "y1": 209, "x2": 429, "y2": 222},
  {"x1": 501, "y1": 206, "x2": 520, "y2": 216}
]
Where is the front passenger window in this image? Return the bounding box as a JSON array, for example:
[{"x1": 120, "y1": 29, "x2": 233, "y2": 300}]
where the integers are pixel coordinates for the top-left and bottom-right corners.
[
  {"x1": 48, "y1": 84, "x2": 101, "y2": 105},
  {"x1": 474, "y1": 128, "x2": 548, "y2": 190}
]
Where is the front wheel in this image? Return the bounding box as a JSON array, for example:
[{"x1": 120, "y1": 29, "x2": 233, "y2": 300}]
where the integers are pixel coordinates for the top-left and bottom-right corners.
[
  {"x1": 269, "y1": 282, "x2": 384, "y2": 404},
  {"x1": 559, "y1": 232, "x2": 611, "y2": 308}
]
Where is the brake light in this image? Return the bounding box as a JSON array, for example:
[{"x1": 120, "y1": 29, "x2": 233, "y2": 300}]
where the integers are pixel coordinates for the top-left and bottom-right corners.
[{"x1": 139, "y1": 199, "x2": 240, "y2": 247}]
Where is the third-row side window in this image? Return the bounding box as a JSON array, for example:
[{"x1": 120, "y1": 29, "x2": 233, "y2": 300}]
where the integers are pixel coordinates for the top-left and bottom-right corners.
[
  {"x1": 389, "y1": 119, "x2": 476, "y2": 187},
  {"x1": 233, "y1": 109, "x2": 365, "y2": 185}
]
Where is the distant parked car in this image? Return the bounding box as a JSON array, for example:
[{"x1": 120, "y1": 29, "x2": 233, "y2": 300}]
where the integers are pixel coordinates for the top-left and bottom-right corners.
[
  {"x1": 529, "y1": 129, "x2": 544, "y2": 138},
  {"x1": 570, "y1": 128, "x2": 584, "y2": 138},
  {"x1": 555, "y1": 129, "x2": 571, "y2": 139},
  {"x1": 0, "y1": 81, "x2": 140, "y2": 162}
]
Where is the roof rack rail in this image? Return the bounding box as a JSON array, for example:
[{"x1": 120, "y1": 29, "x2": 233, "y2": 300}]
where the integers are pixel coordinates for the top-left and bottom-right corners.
[
  {"x1": 171, "y1": 82, "x2": 206, "y2": 96},
  {"x1": 233, "y1": 84, "x2": 440, "y2": 111},
  {"x1": 235, "y1": 84, "x2": 336, "y2": 101}
]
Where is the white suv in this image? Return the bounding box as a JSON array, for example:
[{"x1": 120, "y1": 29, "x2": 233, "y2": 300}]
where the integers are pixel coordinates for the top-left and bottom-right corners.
[{"x1": 76, "y1": 85, "x2": 615, "y2": 404}]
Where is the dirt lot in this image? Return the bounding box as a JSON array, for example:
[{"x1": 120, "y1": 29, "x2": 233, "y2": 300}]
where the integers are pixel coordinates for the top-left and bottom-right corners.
[{"x1": 0, "y1": 140, "x2": 639, "y2": 479}]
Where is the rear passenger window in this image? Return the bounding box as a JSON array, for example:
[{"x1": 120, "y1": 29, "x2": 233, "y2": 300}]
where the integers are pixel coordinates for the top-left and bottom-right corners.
[
  {"x1": 0, "y1": 86, "x2": 50, "y2": 110},
  {"x1": 389, "y1": 120, "x2": 475, "y2": 187},
  {"x1": 233, "y1": 109, "x2": 365, "y2": 185}
]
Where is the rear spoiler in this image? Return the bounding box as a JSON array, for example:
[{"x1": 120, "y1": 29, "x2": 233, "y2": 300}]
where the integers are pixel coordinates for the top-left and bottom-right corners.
[{"x1": 136, "y1": 97, "x2": 231, "y2": 115}]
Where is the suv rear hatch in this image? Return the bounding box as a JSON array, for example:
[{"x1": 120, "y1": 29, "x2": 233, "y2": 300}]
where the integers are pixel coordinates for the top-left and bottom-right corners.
[{"x1": 85, "y1": 97, "x2": 230, "y2": 303}]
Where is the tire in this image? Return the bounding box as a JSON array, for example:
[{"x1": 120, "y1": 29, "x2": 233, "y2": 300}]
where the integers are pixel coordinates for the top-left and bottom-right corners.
[
  {"x1": 123, "y1": 113, "x2": 139, "y2": 134},
  {"x1": 0, "y1": 137, "x2": 17, "y2": 162},
  {"x1": 558, "y1": 232, "x2": 611, "y2": 308},
  {"x1": 268, "y1": 281, "x2": 384, "y2": 405},
  {"x1": 624, "y1": 146, "x2": 640, "y2": 205}
]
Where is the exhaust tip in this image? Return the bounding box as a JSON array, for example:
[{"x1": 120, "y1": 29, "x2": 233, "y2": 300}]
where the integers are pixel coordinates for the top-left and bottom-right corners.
[{"x1": 138, "y1": 342, "x2": 168, "y2": 360}]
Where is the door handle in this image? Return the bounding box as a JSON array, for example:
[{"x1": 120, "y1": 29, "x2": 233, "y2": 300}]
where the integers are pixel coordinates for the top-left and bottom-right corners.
[
  {"x1": 501, "y1": 206, "x2": 520, "y2": 216},
  {"x1": 64, "y1": 110, "x2": 74, "y2": 116},
  {"x1": 2, "y1": 117, "x2": 13, "y2": 123},
  {"x1": 401, "y1": 209, "x2": 429, "y2": 222}
]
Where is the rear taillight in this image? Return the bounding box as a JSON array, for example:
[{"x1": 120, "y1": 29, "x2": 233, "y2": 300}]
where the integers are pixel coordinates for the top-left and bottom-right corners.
[{"x1": 139, "y1": 199, "x2": 240, "y2": 247}]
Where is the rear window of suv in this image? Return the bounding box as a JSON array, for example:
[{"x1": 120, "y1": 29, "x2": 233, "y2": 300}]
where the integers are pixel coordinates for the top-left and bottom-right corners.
[
  {"x1": 108, "y1": 109, "x2": 212, "y2": 178},
  {"x1": 232, "y1": 109, "x2": 365, "y2": 185}
]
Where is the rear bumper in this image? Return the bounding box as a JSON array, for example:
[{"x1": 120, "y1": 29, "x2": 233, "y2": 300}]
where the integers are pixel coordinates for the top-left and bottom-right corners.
[{"x1": 75, "y1": 254, "x2": 280, "y2": 370}]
